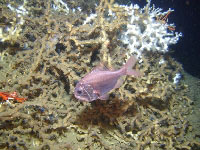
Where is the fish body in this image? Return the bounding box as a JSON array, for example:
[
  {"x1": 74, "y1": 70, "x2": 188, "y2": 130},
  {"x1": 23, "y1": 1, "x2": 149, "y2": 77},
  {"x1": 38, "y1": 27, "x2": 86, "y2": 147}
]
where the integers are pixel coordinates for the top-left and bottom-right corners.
[{"x1": 74, "y1": 56, "x2": 141, "y2": 102}]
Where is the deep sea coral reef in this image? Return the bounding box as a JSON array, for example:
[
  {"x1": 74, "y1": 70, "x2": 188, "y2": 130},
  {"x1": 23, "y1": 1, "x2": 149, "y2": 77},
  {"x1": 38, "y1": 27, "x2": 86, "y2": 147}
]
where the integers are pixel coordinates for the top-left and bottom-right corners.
[{"x1": 0, "y1": 0, "x2": 199, "y2": 150}]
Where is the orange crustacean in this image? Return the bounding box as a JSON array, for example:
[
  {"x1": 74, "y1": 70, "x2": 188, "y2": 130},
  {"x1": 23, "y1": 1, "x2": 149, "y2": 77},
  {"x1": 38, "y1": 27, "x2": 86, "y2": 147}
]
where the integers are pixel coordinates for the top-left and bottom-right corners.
[
  {"x1": 156, "y1": 10, "x2": 176, "y2": 31},
  {"x1": 0, "y1": 91, "x2": 27, "y2": 103}
]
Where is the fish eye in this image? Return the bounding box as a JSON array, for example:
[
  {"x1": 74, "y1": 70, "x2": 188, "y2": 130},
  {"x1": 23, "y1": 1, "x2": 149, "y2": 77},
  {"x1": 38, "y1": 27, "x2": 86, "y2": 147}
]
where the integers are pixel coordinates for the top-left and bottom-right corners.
[{"x1": 77, "y1": 90, "x2": 82, "y2": 95}]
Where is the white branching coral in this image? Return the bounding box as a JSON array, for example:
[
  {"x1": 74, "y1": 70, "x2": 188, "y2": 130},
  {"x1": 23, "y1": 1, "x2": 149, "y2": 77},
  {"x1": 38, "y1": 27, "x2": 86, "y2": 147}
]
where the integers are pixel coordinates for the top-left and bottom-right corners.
[
  {"x1": 0, "y1": 3, "x2": 28, "y2": 43},
  {"x1": 121, "y1": 0, "x2": 182, "y2": 58},
  {"x1": 83, "y1": 14, "x2": 97, "y2": 25},
  {"x1": 51, "y1": 0, "x2": 69, "y2": 14},
  {"x1": 173, "y1": 72, "x2": 182, "y2": 84}
]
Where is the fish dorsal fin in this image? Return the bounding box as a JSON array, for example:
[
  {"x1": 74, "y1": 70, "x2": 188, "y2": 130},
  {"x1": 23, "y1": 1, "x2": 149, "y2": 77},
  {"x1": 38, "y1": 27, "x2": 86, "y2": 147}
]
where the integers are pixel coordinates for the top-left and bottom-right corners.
[{"x1": 91, "y1": 63, "x2": 110, "y2": 73}]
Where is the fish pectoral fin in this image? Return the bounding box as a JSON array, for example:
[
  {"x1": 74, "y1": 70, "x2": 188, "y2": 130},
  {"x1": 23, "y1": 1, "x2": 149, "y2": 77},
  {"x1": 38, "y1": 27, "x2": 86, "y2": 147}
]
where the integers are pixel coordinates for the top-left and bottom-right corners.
[{"x1": 99, "y1": 94, "x2": 109, "y2": 100}]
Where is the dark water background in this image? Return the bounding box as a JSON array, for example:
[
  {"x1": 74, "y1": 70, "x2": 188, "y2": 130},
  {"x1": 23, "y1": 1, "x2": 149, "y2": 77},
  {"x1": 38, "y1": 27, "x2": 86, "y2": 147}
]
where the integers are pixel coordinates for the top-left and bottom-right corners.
[
  {"x1": 122, "y1": 0, "x2": 200, "y2": 78},
  {"x1": 155, "y1": 0, "x2": 200, "y2": 79}
]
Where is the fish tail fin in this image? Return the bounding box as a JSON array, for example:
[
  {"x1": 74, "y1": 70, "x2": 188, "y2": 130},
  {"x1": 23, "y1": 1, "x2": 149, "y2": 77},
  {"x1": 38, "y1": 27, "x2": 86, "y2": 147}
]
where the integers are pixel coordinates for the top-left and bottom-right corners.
[{"x1": 122, "y1": 56, "x2": 141, "y2": 77}]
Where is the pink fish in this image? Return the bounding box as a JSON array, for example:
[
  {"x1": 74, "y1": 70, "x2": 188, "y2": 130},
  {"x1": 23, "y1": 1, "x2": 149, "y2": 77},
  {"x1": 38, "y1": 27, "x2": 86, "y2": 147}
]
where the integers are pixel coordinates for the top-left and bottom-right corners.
[{"x1": 74, "y1": 56, "x2": 141, "y2": 102}]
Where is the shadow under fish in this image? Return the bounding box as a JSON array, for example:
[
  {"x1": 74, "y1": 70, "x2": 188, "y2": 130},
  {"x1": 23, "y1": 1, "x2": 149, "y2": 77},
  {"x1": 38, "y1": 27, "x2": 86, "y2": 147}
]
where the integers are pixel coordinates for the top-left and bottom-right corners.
[{"x1": 74, "y1": 56, "x2": 142, "y2": 102}]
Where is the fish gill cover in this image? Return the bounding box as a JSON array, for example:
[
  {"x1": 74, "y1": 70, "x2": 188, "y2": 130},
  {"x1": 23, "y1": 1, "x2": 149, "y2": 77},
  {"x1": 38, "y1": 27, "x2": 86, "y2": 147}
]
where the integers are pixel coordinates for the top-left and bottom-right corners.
[{"x1": 0, "y1": 0, "x2": 199, "y2": 150}]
